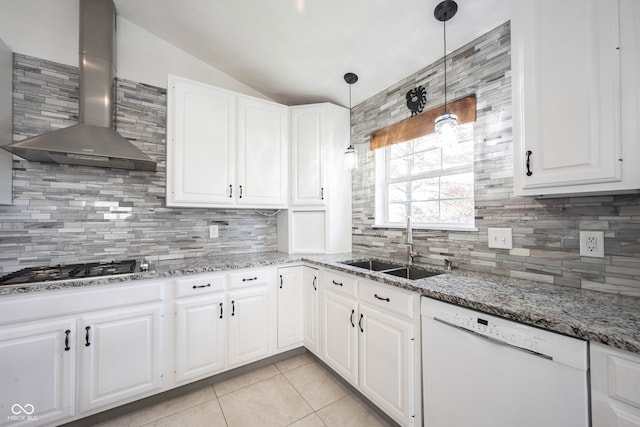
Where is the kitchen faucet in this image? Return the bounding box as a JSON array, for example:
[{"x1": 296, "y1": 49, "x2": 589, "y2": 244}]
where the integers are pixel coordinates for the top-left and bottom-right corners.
[{"x1": 405, "y1": 217, "x2": 419, "y2": 265}]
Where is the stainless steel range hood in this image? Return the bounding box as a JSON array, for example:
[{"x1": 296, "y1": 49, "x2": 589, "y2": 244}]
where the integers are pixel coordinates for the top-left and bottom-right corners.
[{"x1": 1, "y1": 0, "x2": 156, "y2": 172}]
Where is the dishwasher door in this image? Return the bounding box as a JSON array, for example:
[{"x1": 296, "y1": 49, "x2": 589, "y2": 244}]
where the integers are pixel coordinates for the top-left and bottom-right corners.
[{"x1": 421, "y1": 297, "x2": 589, "y2": 427}]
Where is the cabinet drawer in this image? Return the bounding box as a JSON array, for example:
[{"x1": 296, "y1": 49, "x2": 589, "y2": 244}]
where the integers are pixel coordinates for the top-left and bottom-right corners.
[
  {"x1": 175, "y1": 273, "x2": 226, "y2": 298},
  {"x1": 359, "y1": 280, "x2": 415, "y2": 319},
  {"x1": 322, "y1": 269, "x2": 357, "y2": 297},
  {"x1": 228, "y1": 268, "x2": 274, "y2": 289}
]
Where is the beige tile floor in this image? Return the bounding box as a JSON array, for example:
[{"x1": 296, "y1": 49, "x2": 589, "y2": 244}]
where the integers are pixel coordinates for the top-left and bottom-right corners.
[{"x1": 94, "y1": 353, "x2": 391, "y2": 427}]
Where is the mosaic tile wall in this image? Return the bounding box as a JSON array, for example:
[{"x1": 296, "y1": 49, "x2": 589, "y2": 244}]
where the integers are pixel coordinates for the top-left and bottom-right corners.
[
  {"x1": 0, "y1": 54, "x2": 277, "y2": 275},
  {"x1": 350, "y1": 22, "x2": 640, "y2": 296}
]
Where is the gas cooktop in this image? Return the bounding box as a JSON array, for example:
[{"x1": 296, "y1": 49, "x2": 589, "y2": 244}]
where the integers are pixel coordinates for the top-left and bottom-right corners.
[{"x1": 0, "y1": 260, "x2": 139, "y2": 286}]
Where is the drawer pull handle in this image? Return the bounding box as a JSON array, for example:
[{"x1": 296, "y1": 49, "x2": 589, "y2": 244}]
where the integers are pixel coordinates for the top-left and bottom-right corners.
[
  {"x1": 231, "y1": 300, "x2": 235, "y2": 316},
  {"x1": 359, "y1": 313, "x2": 364, "y2": 333},
  {"x1": 239, "y1": 185, "x2": 243, "y2": 198},
  {"x1": 321, "y1": 187, "x2": 324, "y2": 200},
  {"x1": 242, "y1": 277, "x2": 257, "y2": 282},
  {"x1": 350, "y1": 309, "x2": 355, "y2": 327},
  {"x1": 193, "y1": 283, "x2": 211, "y2": 289},
  {"x1": 219, "y1": 302, "x2": 223, "y2": 319},
  {"x1": 374, "y1": 294, "x2": 390, "y2": 302},
  {"x1": 332, "y1": 280, "x2": 343, "y2": 287},
  {"x1": 312, "y1": 276, "x2": 317, "y2": 291},
  {"x1": 64, "y1": 329, "x2": 71, "y2": 351},
  {"x1": 279, "y1": 275, "x2": 283, "y2": 289},
  {"x1": 85, "y1": 326, "x2": 91, "y2": 347},
  {"x1": 229, "y1": 184, "x2": 233, "y2": 198},
  {"x1": 525, "y1": 150, "x2": 533, "y2": 176}
]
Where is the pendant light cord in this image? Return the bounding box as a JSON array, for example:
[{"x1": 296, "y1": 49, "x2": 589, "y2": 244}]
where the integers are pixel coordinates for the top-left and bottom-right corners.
[{"x1": 443, "y1": 13, "x2": 448, "y2": 113}]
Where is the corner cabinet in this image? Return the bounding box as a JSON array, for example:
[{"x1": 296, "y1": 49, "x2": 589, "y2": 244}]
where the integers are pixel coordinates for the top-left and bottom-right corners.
[
  {"x1": 512, "y1": 0, "x2": 640, "y2": 197},
  {"x1": 167, "y1": 75, "x2": 287, "y2": 208},
  {"x1": 277, "y1": 103, "x2": 352, "y2": 254}
]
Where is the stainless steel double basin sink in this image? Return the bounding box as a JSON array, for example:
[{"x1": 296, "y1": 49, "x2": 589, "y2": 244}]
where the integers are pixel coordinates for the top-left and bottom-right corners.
[{"x1": 339, "y1": 259, "x2": 440, "y2": 280}]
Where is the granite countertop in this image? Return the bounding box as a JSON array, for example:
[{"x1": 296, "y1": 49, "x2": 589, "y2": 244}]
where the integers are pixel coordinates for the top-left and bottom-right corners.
[{"x1": 1, "y1": 251, "x2": 639, "y2": 354}]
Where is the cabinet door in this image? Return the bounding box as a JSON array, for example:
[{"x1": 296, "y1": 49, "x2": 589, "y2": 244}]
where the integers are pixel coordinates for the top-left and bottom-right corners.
[
  {"x1": 513, "y1": 0, "x2": 622, "y2": 194},
  {"x1": 227, "y1": 285, "x2": 272, "y2": 368},
  {"x1": 167, "y1": 76, "x2": 236, "y2": 206},
  {"x1": 277, "y1": 267, "x2": 304, "y2": 349},
  {"x1": 290, "y1": 106, "x2": 325, "y2": 206},
  {"x1": 302, "y1": 266, "x2": 319, "y2": 354},
  {"x1": 175, "y1": 294, "x2": 226, "y2": 384},
  {"x1": 359, "y1": 304, "x2": 414, "y2": 426},
  {"x1": 591, "y1": 342, "x2": 640, "y2": 427},
  {"x1": 78, "y1": 304, "x2": 162, "y2": 413},
  {"x1": 236, "y1": 96, "x2": 287, "y2": 207},
  {"x1": 0, "y1": 319, "x2": 75, "y2": 427},
  {"x1": 320, "y1": 289, "x2": 358, "y2": 386}
]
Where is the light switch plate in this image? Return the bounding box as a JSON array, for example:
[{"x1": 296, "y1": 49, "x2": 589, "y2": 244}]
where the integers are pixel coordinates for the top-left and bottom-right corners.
[
  {"x1": 579, "y1": 231, "x2": 604, "y2": 258},
  {"x1": 488, "y1": 227, "x2": 513, "y2": 249},
  {"x1": 209, "y1": 225, "x2": 219, "y2": 238}
]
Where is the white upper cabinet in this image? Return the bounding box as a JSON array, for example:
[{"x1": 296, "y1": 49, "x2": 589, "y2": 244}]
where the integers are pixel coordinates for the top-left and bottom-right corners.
[
  {"x1": 167, "y1": 77, "x2": 236, "y2": 206},
  {"x1": 236, "y1": 96, "x2": 288, "y2": 207},
  {"x1": 512, "y1": 0, "x2": 640, "y2": 197},
  {"x1": 290, "y1": 105, "x2": 325, "y2": 206},
  {"x1": 167, "y1": 75, "x2": 288, "y2": 208}
]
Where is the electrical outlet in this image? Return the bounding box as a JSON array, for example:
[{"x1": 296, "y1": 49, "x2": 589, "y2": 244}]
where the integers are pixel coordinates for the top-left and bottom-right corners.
[
  {"x1": 488, "y1": 227, "x2": 513, "y2": 249},
  {"x1": 209, "y1": 225, "x2": 219, "y2": 239},
  {"x1": 579, "y1": 231, "x2": 604, "y2": 258}
]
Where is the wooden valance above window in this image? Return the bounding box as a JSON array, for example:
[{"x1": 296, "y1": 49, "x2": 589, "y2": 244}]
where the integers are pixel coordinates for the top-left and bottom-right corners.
[{"x1": 370, "y1": 94, "x2": 477, "y2": 150}]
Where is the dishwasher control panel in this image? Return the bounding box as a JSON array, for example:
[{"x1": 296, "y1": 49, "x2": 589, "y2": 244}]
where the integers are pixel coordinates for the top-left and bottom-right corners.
[{"x1": 427, "y1": 302, "x2": 554, "y2": 359}]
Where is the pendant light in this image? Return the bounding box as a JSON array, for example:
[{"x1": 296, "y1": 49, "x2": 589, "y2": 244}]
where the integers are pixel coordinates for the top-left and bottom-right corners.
[
  {"x1": 434, "y1": 0, "x2": 458, "y2": 146},
  {"x1": 343, "y1": 72, "x2": 359, "y2": 170}
]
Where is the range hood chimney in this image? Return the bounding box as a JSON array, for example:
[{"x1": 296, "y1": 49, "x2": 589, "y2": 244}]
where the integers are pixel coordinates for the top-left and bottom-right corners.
[{"x1": 1, "y1": 0, "x2": 157, "y2": 171}]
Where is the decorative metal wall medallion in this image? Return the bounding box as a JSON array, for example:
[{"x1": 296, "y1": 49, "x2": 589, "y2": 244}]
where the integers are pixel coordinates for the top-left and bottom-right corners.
[{"x1": 406, "y1": 85, "x2": 427, "y2": 116}]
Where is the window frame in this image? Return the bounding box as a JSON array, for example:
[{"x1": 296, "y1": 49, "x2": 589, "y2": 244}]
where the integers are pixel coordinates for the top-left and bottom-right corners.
[{"x1": 374, "y1": 129, "x2": 477, "y2": 231}]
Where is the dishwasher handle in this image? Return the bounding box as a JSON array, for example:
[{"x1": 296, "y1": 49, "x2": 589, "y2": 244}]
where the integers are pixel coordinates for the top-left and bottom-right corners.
[{"x1": 432, "y1": 316, "x2": 553, "y2": 361}]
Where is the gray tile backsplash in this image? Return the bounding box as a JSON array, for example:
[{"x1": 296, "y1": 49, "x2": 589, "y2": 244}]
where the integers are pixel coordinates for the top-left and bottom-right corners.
[
  {"x1": 2, "y1": 23, "x2": 640, "y2": 298},
  {"x1": 350, "y1": 22, "x2": 640, "y2": 296},
  {"x1": 0, "y1": 54, "x2": 277, "y2": 274}
]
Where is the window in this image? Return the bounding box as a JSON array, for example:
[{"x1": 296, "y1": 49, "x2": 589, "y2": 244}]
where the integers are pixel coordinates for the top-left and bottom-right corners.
[{"x1": 375, "y1": 123, "x2": 475, "y2": 229}]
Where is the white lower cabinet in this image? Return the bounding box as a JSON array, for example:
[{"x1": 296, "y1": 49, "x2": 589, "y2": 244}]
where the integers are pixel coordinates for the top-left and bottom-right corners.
[
  {"x1": 359, "y1": 303, "x2": 413, "y2": 425},
  {"x1": 227, "y1": 285, "x2": 272, "y2": 367},
  {"x1": 174, "y1": 268, "x2": 276, "y2": 379},
  {"x1": 319, "y1": 269, "x2": 418, "y2": 426},
  {"x1": 302, "y1": 266, "x2": 319, "y2": 354},
  {"x1": 78, "y1": 304, "x2": 163, "y2": 413},
  {"x1": 321, "y1": 286, "x2": 359, "y2": 386},
  {"x1": 0, "y1": 280, "x2": 164, "y2": 426},
  {"x1": 277, "y1": 266, "x2": 304, "y2": 349},
  {"x1": 591, "y1": 342, "x2": 640, "y2": 427},
  {"x1": 0, "y1": 318, "x2": 75, "y2": 427},
  {"x1": 175, "y1": 294, "x2": 226, "y2": 384}
]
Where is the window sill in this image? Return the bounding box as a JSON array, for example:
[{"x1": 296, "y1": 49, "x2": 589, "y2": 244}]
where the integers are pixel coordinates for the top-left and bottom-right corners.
[{"x1": 373, "y1": 223, "x2": 479, "y2": 232}]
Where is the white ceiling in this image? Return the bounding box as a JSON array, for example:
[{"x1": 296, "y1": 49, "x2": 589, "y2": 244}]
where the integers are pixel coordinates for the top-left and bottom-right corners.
[{"x1": 114, "y1": 0, "x2": 510, "y2": 108}]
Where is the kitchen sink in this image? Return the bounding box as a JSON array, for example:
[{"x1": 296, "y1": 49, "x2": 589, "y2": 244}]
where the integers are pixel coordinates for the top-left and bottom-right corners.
[
  {"x1": 383, "y1": 266, "x2": 440, "y2": 280},
  {"x1": 340, "y1": 259, "x2": 405, "y2": 271},
  {"x1": 340, "y1": 259, "x2": 441, "y2": 280}
]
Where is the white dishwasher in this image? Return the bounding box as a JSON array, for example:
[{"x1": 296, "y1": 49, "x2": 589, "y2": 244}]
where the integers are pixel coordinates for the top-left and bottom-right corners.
[{"x1": 421, "y1": 297, "x2": 589, "y2": 427}]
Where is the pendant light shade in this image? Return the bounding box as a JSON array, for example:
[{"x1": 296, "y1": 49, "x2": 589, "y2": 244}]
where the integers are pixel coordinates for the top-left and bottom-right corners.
[
  {"x1": 343, "y1": 72, "x2": 358, "y2": 170},
  {"x1": 434, "y1": 0, "x2": 458, "y2": 145}
]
